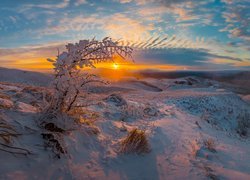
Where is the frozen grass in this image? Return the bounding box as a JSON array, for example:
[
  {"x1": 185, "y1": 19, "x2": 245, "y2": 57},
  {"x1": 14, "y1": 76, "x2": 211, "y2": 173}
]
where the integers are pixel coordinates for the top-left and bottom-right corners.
[
  {"x1": 77, "y1": 117, "x2": 100, "y2": 135},
  {"x1": 68, "y1": 107, "x2": 99, "y2": 121},
  {"x1": 120, "y1": 128, "x2": 150, "y2": 154},
  {"x1": 69, "y1": 107, "x2": 100, "y2": 135},
  {"x1": 0, "y1": 114, "x2": 17, "y2": 144},
  {"x1": 0, "y1": 113, "x2": 31, "y2": 155}
]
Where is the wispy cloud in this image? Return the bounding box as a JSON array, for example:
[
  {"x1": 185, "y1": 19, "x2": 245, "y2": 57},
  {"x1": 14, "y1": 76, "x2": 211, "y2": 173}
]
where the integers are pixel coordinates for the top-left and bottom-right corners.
[
  {"x1": 221, "y1": 0, "x2": 250, "y2": 43},
  {"x1": 23, "y1": 0, "x2": 70, "y2": 10},
  {"x1": 104, "y1": 13, "x2": 154, "y2": 42},
  {"x1": 117, "y1": 0, "x2": 133, "y2": 3},
  {"x1": 74, "y1": 0, "x2": 88, "y2": 6},
  {"x1": 35, "y1": 12, "x2": 155, "y2": 44}
]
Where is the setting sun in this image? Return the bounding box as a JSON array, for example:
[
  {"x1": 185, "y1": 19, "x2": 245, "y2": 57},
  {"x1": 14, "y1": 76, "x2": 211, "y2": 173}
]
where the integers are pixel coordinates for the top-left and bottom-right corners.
[{"x1": 112, "y1": 63, "x2": 119, "y2": 70}]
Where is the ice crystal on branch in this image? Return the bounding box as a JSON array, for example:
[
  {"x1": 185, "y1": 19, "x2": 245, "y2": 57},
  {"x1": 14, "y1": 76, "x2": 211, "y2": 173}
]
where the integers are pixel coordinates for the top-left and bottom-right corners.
[{"x1": 47, "y1": 37, "x2": 133, "y2": 112}]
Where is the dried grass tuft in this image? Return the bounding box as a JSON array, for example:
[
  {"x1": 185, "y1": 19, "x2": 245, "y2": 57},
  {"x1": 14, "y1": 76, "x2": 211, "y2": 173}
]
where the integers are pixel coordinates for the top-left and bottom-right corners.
[{"x1": 120, "y1": 128, "x2": 150, "y2": 154}]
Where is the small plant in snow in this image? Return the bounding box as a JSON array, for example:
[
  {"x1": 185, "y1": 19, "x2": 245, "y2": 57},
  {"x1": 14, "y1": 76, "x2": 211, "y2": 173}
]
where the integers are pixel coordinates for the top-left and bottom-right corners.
[{"x1": 46, "y1": 37, "x2": 133, "y2": 114}]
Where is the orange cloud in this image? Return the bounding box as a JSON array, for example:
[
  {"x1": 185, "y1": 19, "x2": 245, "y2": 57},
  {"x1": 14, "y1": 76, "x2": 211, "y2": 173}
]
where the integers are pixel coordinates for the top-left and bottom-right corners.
[{"x1": 104, "y1": 13, "x2": 154, "y2": 43}]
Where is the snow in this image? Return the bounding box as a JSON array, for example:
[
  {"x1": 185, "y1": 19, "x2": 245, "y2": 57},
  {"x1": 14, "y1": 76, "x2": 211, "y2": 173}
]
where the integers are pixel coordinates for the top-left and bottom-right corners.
[
  {"x1": 241, "y1": 94, "x2": 250, "y2": 104},
  {"x1": 165, "y1": 88, "x2": 250, "y2": 132},
  {"x1": 0, "y1": 83, "x2": 22, "y2": 92},
  {"x1": 0, "y1": 74, "x2": 250, "y2": 179},
  {"x1": 0, "y1": 98, "x2": 14, "y2": 109},
  {"x1": 16, "y1": 102, "x2": 37, "y2": 113}
]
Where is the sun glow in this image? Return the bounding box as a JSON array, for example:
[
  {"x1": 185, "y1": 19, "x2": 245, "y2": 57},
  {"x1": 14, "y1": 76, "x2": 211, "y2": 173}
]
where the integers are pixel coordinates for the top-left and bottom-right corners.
[{"x1": 112, "y1": 63, "x2": 119, "y2": 70}]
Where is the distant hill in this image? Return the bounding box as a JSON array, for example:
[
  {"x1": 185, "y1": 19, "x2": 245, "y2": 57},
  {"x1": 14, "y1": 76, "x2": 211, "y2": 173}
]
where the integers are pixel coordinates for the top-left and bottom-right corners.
[
  {"x1": 137, "y1": 70, "x2": 250, "y2": 94},
  {"x1": 0, "y1": 67, "x2": 249, "y2": 93},
  {"x1": 0, "y1": 67, "x2": 52, "y2": 86},
  {"x1": 137, "y1": 70, "x2": 249, "y2": 80}
]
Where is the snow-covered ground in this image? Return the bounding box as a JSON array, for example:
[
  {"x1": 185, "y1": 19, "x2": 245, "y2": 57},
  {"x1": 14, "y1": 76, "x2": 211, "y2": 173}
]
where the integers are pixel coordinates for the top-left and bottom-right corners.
[{"x1": 0, "y1": 72, "x2": 250, "y2": 180}]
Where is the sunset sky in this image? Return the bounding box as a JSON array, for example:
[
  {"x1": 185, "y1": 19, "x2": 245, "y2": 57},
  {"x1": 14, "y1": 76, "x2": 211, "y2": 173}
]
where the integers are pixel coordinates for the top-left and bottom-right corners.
[{"x1": 0, "y1": 0, "x2": 249, "y2": 71}]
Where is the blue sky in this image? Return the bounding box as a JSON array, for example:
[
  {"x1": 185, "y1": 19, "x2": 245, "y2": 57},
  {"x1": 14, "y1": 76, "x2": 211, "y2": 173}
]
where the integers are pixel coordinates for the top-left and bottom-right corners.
[{"x1": 0, "y1": 0, "x2": 249, "y2": 70}]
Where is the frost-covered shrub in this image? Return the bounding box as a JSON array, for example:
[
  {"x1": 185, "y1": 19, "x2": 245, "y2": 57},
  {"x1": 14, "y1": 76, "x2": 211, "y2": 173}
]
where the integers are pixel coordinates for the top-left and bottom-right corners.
[
  {"x1": 47, "y1": 37, "x2": 133, "y2": 113},
  {"x1": 120, "y1": 128, "x2": 150, "y2": 154}
]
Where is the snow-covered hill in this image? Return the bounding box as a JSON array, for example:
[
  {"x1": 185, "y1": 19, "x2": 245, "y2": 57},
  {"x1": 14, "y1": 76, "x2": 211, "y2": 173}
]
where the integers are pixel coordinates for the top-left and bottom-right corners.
[
  {"x1": 0, "y1": 72, "x2": 250, "y2": 179},
  {"x1": 0, "y1": 67, "x2": 52, "y2": 86}
]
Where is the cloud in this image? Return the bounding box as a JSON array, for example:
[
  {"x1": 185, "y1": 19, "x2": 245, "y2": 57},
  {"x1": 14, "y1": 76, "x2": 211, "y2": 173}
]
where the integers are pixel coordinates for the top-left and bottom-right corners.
[
  {"x1": 221, "y1": 1, "x2": 250, "y2": 43},
  {"x1": 1, "y1": 0, "x2": 249, "y2": 71},
  {"x1": 117, "y1": 0, "x2": 133, "y2": 3},
  {"x1": 132, "y1": 0, "x2": 213, "y2": 26},
  {"x1": 171, "y1": 7, "x2": 198, "y2": 22},
  {"x1": 36, "y1": 14, "x2": 103, "y2": 36},
  {"x1": 104, "y1": 14, "x2": 154, "y2": 42},
  {"x1": 133, "y1": 0, "x2": 192, "y2": 6},
  {"x1": 136, "y1": 5, "x2": 199, "y2": 22},
  {"x1": 0, "y1": 44, "x2": 243, "y2": 70},
  {"x1": 134, "y1": 48, "x2": 243, "y2": 66},
  {"x1": 126, "y1": 35, "x2": 196, "y2": 49},
  {"x1": 23, "y1": 0, "x2": 70, "y2": 10},
  {"x1": 75, "y1": 0, "x2": 88, "y2": 6},
  {"x1": 134, "y1": 0, "x2": 211, "y2": 8},
  {"x1": 221, "y1": 0, "x2": 232, "y2": 4},
  {"x1": 227, "y1": 41, "x2": 242, "y2": 48},
  {"x1": 230, "y1": 28, "x2": 250, "y2": 41},
  {"x1": 9, "y1": 16, "x2": 17, "y2": 24},
  {"x1": 0, "y1": 42, "x2": 65, "y2": 65},
  {"x1": 36, "y1": 13, "x2": 155, "y2": 44}
]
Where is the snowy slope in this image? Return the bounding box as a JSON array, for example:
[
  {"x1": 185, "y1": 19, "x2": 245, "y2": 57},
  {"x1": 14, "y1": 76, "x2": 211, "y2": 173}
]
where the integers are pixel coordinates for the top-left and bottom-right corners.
[
  {"x1": 0, "y1": 75, "x2": 250, "y2": 180},
  {"x1": 0, "y1": 67, "x2": 52, "y2": 86}
]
